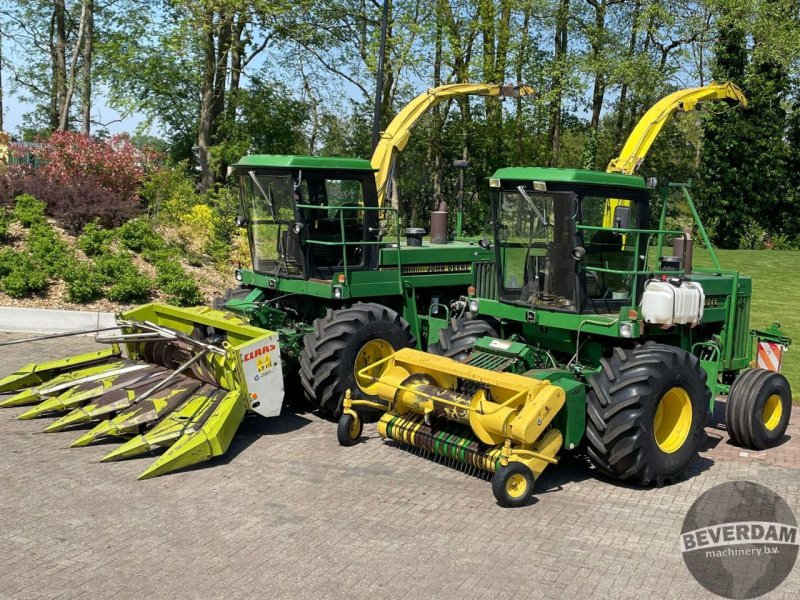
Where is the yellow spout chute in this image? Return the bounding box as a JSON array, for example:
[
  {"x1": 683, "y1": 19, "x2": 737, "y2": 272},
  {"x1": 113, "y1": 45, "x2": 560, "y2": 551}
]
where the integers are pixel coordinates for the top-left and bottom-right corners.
[
  {"x1": 371, "y1": 83, "x2": 535, "y2": 207},
  {"x1": 603, "y1": 82, "x2": 747, "y2": 226}
]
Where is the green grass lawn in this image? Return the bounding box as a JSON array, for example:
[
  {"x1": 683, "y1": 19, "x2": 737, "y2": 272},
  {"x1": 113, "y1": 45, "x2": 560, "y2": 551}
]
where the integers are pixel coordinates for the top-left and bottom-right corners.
[{"x1": 692, "y1": 249, "x2": 800, "y2": 399}]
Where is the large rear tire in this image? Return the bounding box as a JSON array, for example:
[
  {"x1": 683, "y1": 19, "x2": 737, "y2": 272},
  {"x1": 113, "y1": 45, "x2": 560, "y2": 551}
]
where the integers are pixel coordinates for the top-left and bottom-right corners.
[
  {"x1": 428, "y1": 317, "x2": 498, "y2": 362},
  {"x1": 299, "y1": 303, "x2": 414, "y2": 418},
  {"x1": 586, "y1": 342, "x2": 710, "y2": 486},
  {"x1": 726, "y1": 368, "x2": 791, "y2": 450}
]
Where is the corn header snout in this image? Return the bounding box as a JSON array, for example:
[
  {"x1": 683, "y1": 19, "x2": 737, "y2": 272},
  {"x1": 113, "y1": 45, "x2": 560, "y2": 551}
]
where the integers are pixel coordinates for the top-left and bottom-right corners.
[
  {"x1": 339, "y1": 348, "x2": 568, "y2": 507},
  {"x1": 0, "y1": 303, "x2": 284, "y2": 479}
]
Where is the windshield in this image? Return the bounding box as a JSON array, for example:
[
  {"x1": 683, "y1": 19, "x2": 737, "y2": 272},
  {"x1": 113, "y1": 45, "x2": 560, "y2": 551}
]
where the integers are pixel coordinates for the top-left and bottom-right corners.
[
  {"x1": 497, "y1": 190, "x2": 576, "y2": 309},
  {"x1": 496, "y1": 187, "x2": 644, "y2": 313},
  {"x1": 581, "y1": 196, "x2": 640, "y2": 307},
  {"x1": 240, "y1": 172, "x2": 301, "y2": 275}
]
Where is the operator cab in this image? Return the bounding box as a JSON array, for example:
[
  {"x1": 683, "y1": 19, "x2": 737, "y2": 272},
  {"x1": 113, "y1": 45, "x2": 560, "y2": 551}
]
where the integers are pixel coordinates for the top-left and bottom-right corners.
[
  {"x1": 233, "y1": 155, "x2": 380, "y2": 280},
  {"x1": 489, "y1": 168, "x2": 651, "y2": 314}
]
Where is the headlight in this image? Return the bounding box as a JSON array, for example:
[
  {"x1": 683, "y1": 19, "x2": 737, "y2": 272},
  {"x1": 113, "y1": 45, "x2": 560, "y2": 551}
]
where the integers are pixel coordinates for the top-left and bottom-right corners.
[
  {"x1": 234, "y1": 269, "x2": 243, "y2": 282},
  {"x1": 468, "y1": 299, "x2": 479, "y2": 313},
  {"x1": 333, "y1": 287, "x2": 343, "y2": 299},
  {"x1": 620, "y1": 322, "x2": 633, "y2": 338}
]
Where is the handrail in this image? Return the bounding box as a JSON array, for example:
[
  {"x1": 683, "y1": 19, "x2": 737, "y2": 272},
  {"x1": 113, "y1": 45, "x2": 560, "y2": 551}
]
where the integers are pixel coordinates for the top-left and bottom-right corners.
[{"x1": 295, "y1": 203, "x2": 403, "y2": 289}]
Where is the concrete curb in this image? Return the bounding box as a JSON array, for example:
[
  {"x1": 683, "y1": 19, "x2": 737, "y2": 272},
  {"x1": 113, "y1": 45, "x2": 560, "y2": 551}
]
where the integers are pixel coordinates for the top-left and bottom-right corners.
[{"x1": 0, "y1": 307, "x2": 116, "y2": 334}]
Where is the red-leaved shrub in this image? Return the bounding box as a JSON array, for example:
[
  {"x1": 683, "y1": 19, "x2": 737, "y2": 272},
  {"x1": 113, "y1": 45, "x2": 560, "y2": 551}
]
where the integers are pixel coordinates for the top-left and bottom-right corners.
[{"x1": 2, "y1": 132, "x2": 151, "y2": 232}]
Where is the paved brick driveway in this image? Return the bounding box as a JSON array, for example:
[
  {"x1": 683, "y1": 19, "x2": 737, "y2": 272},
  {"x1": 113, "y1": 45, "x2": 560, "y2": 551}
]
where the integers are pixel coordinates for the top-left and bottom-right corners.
[{"x1": 1, "y1": 332, "x2": 798, "y2": 600}]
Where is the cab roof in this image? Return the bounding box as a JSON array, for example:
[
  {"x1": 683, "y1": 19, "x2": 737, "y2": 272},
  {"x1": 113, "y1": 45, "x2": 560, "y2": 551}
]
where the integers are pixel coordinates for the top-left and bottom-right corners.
[
  {"x1": 491, "y1": 167, "x2": 649, "y2": 190},
  {"x1": 232, "y1": 154, "x2": 376, "y2": 171}
]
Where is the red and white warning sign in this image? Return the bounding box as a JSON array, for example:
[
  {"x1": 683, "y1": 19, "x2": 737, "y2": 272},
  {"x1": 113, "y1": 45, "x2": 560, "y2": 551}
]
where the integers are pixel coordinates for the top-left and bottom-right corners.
[{"x1": 757, "y1": 341, "x2": 785, "y2": 372}]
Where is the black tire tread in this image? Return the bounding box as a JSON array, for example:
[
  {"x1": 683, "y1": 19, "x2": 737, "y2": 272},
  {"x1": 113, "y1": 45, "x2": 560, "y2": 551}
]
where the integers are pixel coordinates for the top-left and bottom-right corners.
[
  {"x1": 726, "y1": 368, "x2": 791, "y2": 450},
  {"x1": 429, "y1": 318, "x2": 499, "y2": 362},
  {"x1": 299, "y1": 302, "x2": 414, "y2": 417},
  {"x1": 586, "y1": 342, "x2": 711, "y2": 486}
]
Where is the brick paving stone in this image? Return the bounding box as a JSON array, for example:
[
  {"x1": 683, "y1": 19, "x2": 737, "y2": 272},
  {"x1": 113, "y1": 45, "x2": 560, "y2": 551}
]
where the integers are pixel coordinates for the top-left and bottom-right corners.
[{"x1": 0, "y1": 332, "x2": 799, "y2": 599}]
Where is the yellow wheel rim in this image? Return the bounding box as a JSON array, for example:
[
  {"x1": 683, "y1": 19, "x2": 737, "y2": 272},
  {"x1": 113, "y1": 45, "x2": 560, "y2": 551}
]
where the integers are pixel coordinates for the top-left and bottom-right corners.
[
  {"x1": 653, "y1": 387, "x2": 693, "y2": 454},
  {"x1": 506, "y1": 473, "x2": 528, "y2": 499},
  {"x1": 354, "y1": 339, "x2": 395, "y2": 395},
  {"x1": 762, "y1": 394, "x2": 783, "y2": 431},
  {"x1": 349, "y1": 416, "x2": 361, "y2": 439}
]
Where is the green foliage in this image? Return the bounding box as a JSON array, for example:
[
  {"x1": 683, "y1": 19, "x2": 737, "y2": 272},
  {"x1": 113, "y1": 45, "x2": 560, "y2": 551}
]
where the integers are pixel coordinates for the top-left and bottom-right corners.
[
  {"x1": 106, "y1": 271, "x2": 154, "y2": 303},
  {"x1": 1, "y1": 252, "x2": 48, "y2": 298},
  {"x1": 155, "y1": 260, "x2": 203, "y2": 306},
  {"x1": 77, "y1": 221, "x2": 114, "y2": 256},
  {"x1": 117, "y1": 217, "x2": 161, "y2": 253},
  {"x1": 94, "y1": 251, "x2": 138, "y2": 282},
  {"x1": 698, "y1": 12, "x2": 798, "y2": 249},
  {"x1": 26, "y1": 221, "x2": 72, "y2": 278},
  {"x1": 94, "y1": 249, "x2": 154, "y2": 303},
  {"x1": 210, "y1": 78, "x2": 309, "y2": 176},
  {"x1": 139, "y1": 161, "x2": 197, "y2": 222},
  {"x1": 13, "y1": 195, "x2": 46, "y2": 228},
  {"x1": 0, "y1": 208, "x2": 12, "y2": 241},
  {"x1": 63, "y1": 263, "x2": 105, "y2": 303}
]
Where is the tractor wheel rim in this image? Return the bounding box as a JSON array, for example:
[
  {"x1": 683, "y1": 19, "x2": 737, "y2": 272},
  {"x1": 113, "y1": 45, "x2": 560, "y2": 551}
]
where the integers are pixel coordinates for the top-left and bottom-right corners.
[
  {"x1": 506, "y1": 473, "x2": 527, "y2": 498},
  {"x1": 653, "y1": 386, "x2": 693, "y2": 454},
  {"x1": 762, "y1": 394, "x2": 783, "y2": 431},
  {"x1": 354, "y1": 339, "x2": 395, "y2": 395}
]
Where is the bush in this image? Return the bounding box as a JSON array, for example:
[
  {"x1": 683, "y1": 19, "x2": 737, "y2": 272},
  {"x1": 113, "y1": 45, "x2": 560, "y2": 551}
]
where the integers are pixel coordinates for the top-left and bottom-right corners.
[
  {"x1": 152, "y1": 257, "x2": 203, "y2": 306},
  {"x1": 117, "y1": 217, "x2": 161, "y2": 253},
  {"x1": 27, "y1": 221, "x2": 71, "y2": 278},
  {"x1": 0, "y1": 208, "x2": 12, "y2": 240},
  {"x1": 94, "y1": 251, "x2": 138, "y2": 283},
  {"x1": 139, "y1": 161, "x2": 197, "y2": 221},
  {"x1": 106, "y1": 270, "x2": 153, "y2": 303},
  {"x1": 63, "y1": 263, "x2": 104, "y2": 303},
  {"x1": 77, "y1": 221, "x2": 113, "y2": 256},
  {"x1": 0, "y1": 248, "x2": 16, "y2": 277},
  {"x1": 13, "y1": 194, "x2": 46, "y2": 227},
  {"x1": 11, "y1": 175, "x2": 141, "y2": 233},
  {"x1": 3, "y1": 132, "x2": 147, "y2": 233},
  {"x1": 1, "y1": 252, "x2": 48, "y2": 298}
]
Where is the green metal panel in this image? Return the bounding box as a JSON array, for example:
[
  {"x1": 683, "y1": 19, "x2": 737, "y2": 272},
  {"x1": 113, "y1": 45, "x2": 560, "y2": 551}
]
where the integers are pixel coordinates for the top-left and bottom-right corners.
[
  {"x1": 491, "y1": 167, "x2": 648, "y2": 190},
  {"x1": 528, "y1": 373, "x2": 585, "y2": 451},
  {"x1": 231, "y1": 154, "x2": 375, "y2": 171}
]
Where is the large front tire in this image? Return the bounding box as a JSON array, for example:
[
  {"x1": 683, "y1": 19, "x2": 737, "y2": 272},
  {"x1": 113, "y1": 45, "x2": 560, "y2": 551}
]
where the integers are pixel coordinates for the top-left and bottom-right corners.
[
  {"x1": 586, "y1": 342, "x2": 710, "y2": 486},
  {"x1": 428, "y1": 317, "x2": 498, "y2": 362},
  {"x1": 299, "y1": 303, "x2": 414, "y2": 417}
]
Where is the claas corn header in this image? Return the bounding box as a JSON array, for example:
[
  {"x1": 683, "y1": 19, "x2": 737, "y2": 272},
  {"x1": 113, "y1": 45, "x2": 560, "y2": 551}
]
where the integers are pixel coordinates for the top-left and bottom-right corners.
[{"x1": 0, "y1": 304, "x2": 283, "y2": 479}]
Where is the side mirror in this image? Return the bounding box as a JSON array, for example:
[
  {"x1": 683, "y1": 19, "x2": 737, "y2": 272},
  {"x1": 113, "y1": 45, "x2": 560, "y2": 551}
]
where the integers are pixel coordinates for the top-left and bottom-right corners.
[
  {"x1": 235, "y1": 216, "x2": 247, "y2": 227},
  {"x1": 612, "y1": 205, "x2": 631, "y2": 229},
  {"x1": 478, "y1": 238, "x2": 492, "y2": 250},
  {"x1": 572, "y1": 246, "x2": 586, "y2": 261}
]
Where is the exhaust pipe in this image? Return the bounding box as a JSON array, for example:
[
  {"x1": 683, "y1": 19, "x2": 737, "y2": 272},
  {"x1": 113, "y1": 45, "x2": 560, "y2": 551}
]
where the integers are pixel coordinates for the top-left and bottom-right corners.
[{"x1": 430, "y1": 200, "x2": 448, "y2": 244}]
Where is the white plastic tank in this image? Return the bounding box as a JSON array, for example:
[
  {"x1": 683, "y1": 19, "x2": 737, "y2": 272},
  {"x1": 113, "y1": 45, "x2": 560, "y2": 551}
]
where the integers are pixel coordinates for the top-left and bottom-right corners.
[{"x1": 640, "y1": 277, "x2": 705, "y2": 327}]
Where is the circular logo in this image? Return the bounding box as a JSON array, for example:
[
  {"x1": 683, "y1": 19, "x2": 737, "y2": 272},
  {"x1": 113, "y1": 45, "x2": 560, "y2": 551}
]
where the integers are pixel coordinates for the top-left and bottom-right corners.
[{"x1": 681, "y1": 481, "x2": 798, "y2": 598}]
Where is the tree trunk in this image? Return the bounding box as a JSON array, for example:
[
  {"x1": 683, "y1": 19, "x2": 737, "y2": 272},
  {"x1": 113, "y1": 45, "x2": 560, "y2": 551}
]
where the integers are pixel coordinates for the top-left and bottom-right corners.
[
  {"x1": 80, "y1": 0, "x2": 94, "y2": 134},
  {"x1": 588, "y1": 2, "x2": 607, "y2": 132},
  {"x1": 59, "y1": 0, "x2": 88, "y2": 131},
  {"x1": 613, "y1": 0, "x2": 640, "y2": 146},
  {"x1": 480, "y1": 0, "x2": 511, "y2": 169},
  {"x1": 53, "y1": 0, "x2": 68, "y2": 131},
  {"x1": 548, "y1": 0, "x2": 569, "y2": 166},
  {"x1": 198, "y1": 10, "x2": 218, "y2": 191},
  {"x1": 0, "y1": 29, "x2": 4, "y2": 132}
]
